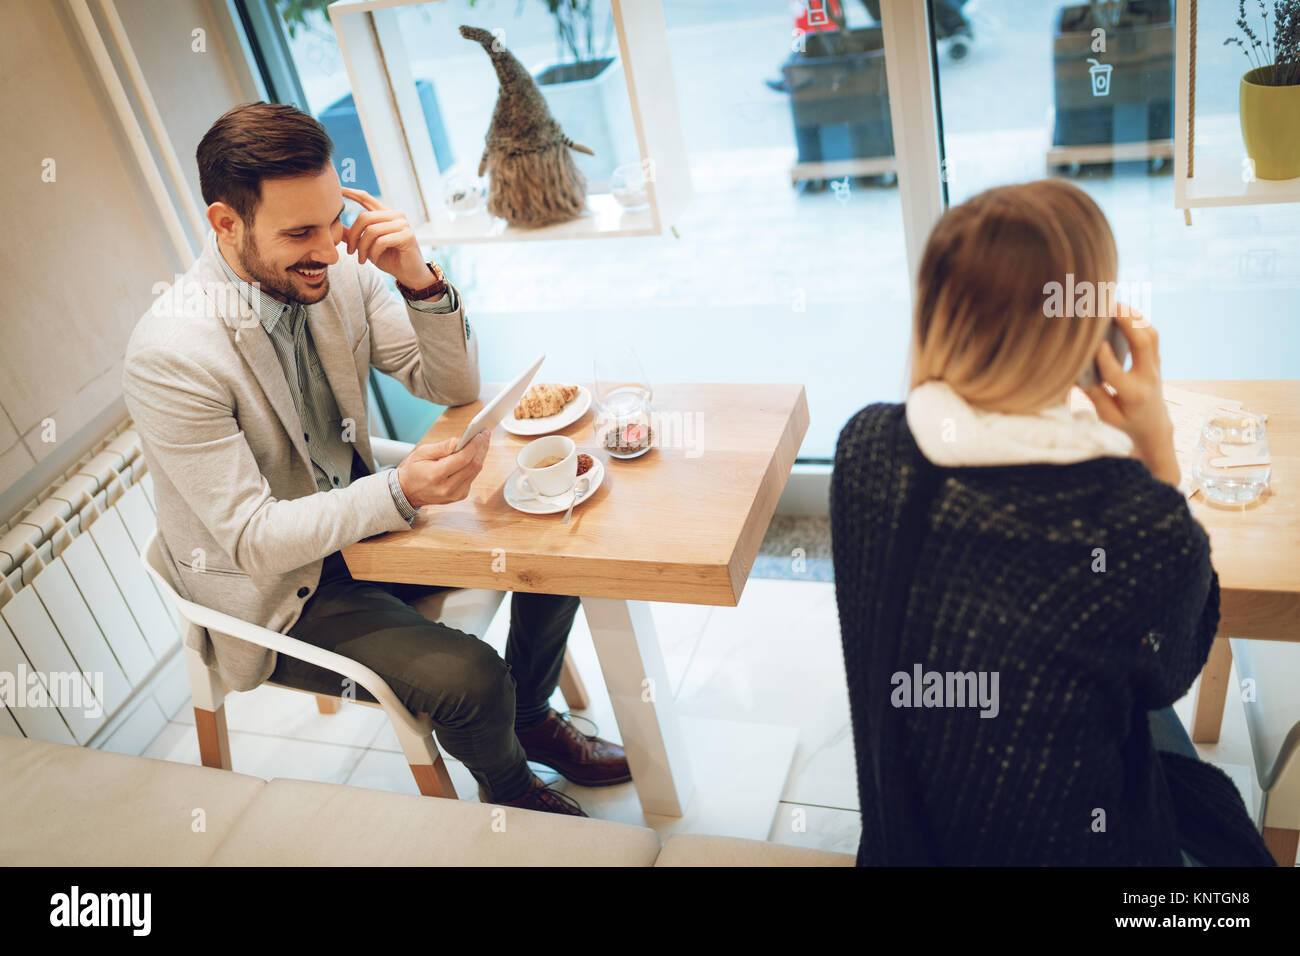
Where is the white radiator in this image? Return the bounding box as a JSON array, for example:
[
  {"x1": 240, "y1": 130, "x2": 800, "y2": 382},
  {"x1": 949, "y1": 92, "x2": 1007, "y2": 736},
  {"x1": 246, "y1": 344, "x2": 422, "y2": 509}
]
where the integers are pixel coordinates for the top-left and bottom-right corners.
[{"x1": 0, "y1": 419, "x2": 181, "y2": 745}]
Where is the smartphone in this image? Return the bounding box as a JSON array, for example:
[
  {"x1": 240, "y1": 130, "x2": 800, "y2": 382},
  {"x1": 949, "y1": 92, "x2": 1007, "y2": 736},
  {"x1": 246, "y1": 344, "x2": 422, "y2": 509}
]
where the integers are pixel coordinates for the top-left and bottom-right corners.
[{"x1": 1077, "y1": 321, "x2": 1131, "y2": 389}]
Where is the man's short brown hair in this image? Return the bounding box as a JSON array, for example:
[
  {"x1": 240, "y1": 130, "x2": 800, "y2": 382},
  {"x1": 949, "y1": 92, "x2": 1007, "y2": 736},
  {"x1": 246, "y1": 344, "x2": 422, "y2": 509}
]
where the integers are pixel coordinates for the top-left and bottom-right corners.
[{"x1": 197, "y1": 102, "x2": 333, "y2": 225}]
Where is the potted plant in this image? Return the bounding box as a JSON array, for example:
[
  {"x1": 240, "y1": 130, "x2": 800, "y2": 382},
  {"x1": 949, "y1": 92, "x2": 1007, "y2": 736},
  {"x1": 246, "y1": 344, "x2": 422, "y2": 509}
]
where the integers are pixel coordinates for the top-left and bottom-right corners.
[
  {"x1": 773, "y1": 1, "x2": 894, "y2": 191},
  {"x1": 1225, "y1": 0, "x2": 1300, "y2": 180},
  {"x1": 1049, "y1": 0, "x2": 1173, "y2": 165}
]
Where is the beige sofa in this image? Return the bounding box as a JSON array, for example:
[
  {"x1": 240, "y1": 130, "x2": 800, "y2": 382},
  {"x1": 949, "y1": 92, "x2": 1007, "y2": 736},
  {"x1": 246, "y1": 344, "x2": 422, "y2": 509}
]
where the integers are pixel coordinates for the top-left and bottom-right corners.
[{"x1": 0, "y1": 736, "x2": 854, "y2": 866}]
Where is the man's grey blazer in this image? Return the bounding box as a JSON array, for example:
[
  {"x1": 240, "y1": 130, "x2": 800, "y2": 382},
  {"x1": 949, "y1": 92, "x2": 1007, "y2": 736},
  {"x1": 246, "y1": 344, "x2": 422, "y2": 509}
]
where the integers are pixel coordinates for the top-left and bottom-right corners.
[{"x1": 122, "y1": 236, "x2": 479, "y2": 692}]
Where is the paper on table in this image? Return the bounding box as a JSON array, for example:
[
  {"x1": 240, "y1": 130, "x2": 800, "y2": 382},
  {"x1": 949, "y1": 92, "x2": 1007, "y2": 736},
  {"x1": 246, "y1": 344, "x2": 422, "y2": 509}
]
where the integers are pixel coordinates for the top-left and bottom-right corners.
[{"x1": 1161, "y1": 385, "x2": 1244, "y2": 498}]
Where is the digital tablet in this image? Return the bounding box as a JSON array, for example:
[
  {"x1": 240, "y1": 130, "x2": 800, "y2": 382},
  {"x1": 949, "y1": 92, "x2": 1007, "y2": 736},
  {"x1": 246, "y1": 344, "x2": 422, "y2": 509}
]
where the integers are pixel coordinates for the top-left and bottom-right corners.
[{"x1": 454, "y1": 353, "x2": 546, "y2": 452}]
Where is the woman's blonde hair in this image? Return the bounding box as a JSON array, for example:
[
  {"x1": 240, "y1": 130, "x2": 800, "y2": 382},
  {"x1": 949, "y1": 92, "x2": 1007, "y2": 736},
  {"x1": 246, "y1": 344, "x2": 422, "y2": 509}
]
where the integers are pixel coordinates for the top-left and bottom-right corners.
[{"x1": 908, "y1": 179, "x2": 1119, "y2": 413}]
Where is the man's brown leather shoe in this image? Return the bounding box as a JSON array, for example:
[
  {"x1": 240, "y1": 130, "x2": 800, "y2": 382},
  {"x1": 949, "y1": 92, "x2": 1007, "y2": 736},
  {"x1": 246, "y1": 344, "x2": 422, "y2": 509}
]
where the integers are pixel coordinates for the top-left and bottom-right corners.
[
  {"x1": 477, "y1": 774, "x2": 587, "y2": 816},
  {"x1": 515, "y1": 709, "x2": 632, "y2": 787}
]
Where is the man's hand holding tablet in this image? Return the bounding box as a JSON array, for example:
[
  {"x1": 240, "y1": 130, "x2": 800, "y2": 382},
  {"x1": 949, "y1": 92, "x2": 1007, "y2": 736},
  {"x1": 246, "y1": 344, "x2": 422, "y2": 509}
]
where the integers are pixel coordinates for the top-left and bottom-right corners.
[
  {"x1": 395, "y1": 431, "x2": 491, "y2": 509},
  {"x1": 393, "y1": 355, "x2": 546, "y2": 510}
]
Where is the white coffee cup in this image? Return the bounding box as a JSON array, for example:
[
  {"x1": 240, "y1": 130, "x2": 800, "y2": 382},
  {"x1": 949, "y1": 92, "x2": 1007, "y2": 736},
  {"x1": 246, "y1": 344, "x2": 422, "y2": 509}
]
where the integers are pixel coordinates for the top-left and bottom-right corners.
[{"x1": 517, "y1": 435, "x2": 578, "y2": 498}]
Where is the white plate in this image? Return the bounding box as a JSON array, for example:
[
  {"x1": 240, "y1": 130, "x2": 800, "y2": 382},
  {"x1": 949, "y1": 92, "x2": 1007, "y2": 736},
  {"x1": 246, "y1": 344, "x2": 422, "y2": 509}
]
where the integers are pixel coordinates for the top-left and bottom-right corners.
[
  {"x1": 503, "y1": 456, "x2": 604, "y2": 515},
  {"x1": 501, "y1": 385, "x2": 591, "y2": 437}
]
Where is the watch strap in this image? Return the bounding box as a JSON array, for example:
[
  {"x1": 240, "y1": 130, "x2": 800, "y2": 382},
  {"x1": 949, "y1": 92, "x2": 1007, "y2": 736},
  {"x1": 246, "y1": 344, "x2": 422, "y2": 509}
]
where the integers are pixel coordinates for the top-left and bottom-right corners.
[{"x1": 396, "y1": 262, "x2": 448, "y2": 301}]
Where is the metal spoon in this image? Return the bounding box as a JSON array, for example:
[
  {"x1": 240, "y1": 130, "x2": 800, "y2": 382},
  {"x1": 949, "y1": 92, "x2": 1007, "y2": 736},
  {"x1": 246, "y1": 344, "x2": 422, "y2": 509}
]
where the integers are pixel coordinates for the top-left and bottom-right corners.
[{"x1": 562, "y1": 476, "x2": 591, "y2": 524}]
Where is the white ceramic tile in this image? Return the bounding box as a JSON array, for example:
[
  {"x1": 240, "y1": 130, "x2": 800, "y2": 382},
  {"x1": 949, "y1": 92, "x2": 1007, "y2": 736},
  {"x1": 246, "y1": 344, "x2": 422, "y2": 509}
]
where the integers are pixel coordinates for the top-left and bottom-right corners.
[
  {"x1": 150, "y1": 652, "x2": 191, "y2": 721},
  {"x1": 675, "y1": 579, "x2": 839, "y2": 720},
  {"x1": 766, "y1": 802, "x2": 861, "y2": 856},
  {"x1": 674, "y1": 578, "x2": 851, "y2": 808},
  {"x1": 140, "y1": 717, "x2": 193, "y2": 762},
  {"x1": 171, "y1": 682, "x2": 387, "y2": 750},
  {"x1": 345, "y1": 746, "x2": 483, "y2": 800},
  {"x1": 650, "y1": 601, "x2": 713, "y2": 697},
  {"x1": 142, "y1": 719, "x2": 369, "y2": 785},
  {"x1": 99, "y1": 696, "x2": 168, "y2": 758},
  {"x1": 563, "y1": 716, "x2": 797, "y2": 840},
  {"x1": 365, "y1": 718, "x2": 404, "y2": 754},
  {"x1": 781, "y1": 719, "x2": 859, "y2": 811},
  {"x1": 218, "y1": 731, "x2": 370, "y2": 786}
]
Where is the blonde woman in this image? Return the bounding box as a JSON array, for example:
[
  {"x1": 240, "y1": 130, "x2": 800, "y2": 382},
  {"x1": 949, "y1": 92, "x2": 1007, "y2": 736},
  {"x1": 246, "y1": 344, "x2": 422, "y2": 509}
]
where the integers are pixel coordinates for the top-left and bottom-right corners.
[{"x1": 831, "y1": 179, "x2": 1275, "y2": 866}]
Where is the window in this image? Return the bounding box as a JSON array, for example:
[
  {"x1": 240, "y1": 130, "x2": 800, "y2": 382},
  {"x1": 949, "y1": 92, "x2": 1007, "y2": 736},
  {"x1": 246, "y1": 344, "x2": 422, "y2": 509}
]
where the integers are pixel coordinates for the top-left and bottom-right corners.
[
  {"x1": 246, "y1": 0, "x2": 915, "y2": 459},
  {"x1": 934, "y1": 0, "x2": 1298, "y2": 380}
]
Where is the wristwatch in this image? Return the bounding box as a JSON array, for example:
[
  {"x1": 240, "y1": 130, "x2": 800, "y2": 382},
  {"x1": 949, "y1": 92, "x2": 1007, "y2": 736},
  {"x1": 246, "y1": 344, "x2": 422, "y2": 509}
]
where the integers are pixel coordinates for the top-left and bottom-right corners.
[{"x1": 396, "y1": 261, "x2": 448, "y2": 301}]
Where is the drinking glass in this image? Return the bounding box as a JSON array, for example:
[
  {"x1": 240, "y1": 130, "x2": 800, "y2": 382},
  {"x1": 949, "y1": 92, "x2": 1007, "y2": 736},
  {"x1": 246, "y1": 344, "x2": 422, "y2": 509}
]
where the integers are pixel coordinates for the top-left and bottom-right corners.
[
  {"x1": 1194, "y1": 408, "x2": 1270, "y2": 504},
  {"x1": 441, "y1": 169, "x2": 484, "y2": 217},
  {"x1": 611, "y1": 162, "x2": 651, "y2": 210},
  {"x1": 593, "y1": 346, "x2": 654, "y2": 460}
]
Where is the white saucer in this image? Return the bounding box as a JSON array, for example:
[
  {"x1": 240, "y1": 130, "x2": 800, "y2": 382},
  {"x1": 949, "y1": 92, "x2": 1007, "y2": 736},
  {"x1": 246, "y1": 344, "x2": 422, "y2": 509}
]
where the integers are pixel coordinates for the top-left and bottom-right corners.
[
  {"x1": 501, "y1": 386, "x2": 591, "y2": 437},
  {"x1": 503, "y1": 456, "x2": 605, "y2": 515}
]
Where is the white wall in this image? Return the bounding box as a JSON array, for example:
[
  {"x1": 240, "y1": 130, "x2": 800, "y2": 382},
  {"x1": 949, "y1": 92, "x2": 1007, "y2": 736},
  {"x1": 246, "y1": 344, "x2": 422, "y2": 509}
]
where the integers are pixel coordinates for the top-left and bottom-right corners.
[{"x1": 0, "y1": 0, "x2": 255, "y2": 519}]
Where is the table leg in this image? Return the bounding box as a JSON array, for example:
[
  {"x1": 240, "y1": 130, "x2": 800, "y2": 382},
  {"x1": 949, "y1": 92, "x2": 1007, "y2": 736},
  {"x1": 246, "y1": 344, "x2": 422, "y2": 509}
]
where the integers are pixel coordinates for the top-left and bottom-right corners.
[
  {"x1": 558, "y1": 649, "x2": 590, "y2": 710},
  {"x1": 580, "y1": 597, "x2": 696, "y2": 817},
  {"x1": 1191, "y1": 636, "x2": 1233, "y2": 744}
]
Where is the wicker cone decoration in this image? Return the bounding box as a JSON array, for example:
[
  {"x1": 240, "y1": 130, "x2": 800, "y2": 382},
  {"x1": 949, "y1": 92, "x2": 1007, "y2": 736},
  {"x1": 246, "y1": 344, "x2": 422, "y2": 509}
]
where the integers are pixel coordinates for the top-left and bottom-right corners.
[{"x1": 459, "y1": 25, "x2": 595, "y2": 228}]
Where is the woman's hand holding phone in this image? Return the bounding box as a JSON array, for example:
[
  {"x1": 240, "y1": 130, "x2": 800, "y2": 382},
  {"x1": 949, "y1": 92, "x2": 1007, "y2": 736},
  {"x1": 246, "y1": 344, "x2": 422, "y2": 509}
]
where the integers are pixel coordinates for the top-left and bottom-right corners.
[{"x1": 1083, "y1": 310, "x2": 1180, "y2": 488}]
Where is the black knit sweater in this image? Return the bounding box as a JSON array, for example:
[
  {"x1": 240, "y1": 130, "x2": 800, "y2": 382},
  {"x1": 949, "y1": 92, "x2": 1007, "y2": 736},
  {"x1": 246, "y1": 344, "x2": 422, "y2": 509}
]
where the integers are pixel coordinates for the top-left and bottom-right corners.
[{"x1": 830, "y1": 403, "x2": 1275, "y2": 866}]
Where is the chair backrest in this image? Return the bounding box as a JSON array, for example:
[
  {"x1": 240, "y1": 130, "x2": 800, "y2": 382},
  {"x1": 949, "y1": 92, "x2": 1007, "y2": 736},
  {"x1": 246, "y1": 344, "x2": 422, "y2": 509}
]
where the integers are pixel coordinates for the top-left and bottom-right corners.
[
  {"x1": 140, "y1": 530, "x2": 268, "y2": 643},
  {"x1": 140, "y1": 530, "x2": 175, "y2": 597},
  {"x1": 140, "y1": 531, "x2": 209, "y2": 648},
  {"x1": 138, "y1": 530, "x2": 431, "y2": 736}
]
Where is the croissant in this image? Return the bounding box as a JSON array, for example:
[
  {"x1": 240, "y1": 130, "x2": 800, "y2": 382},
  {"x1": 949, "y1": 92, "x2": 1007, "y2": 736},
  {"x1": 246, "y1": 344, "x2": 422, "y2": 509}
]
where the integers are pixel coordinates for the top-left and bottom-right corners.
[{"x1": 514, "y1": 383, "x2": 578, "y2": 419}]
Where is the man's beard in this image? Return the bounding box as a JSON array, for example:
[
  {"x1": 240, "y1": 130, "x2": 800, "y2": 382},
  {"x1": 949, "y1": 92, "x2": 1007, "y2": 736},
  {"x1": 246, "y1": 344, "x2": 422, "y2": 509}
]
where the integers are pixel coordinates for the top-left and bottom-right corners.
[{"x1": 237, "y1": 233, "x2": 329, "y2": 305}]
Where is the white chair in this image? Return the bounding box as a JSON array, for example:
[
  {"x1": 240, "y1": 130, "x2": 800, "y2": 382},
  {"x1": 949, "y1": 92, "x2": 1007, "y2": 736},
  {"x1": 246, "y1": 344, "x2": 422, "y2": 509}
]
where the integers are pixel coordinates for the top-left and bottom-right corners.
[
  {"x1": 139, "y1": 439, "x2": 590, "y2": 800},
  {"x1": 1228, "y1": 637, "x2": 1300, "y2": 866}
]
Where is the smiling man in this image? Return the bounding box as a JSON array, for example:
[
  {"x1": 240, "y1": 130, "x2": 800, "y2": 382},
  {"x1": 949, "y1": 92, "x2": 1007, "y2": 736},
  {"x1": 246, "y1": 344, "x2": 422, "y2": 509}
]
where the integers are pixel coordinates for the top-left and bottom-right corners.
[{"x1": 122, "y1": 102, "x2": 628, "y2": 816}]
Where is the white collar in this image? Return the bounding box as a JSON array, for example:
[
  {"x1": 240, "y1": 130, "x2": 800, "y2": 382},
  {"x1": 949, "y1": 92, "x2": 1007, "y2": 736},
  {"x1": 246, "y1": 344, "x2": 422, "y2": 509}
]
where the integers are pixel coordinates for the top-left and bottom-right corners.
[{"x1": 904, "y1": 380, "x2": 1133, "y2": 467}]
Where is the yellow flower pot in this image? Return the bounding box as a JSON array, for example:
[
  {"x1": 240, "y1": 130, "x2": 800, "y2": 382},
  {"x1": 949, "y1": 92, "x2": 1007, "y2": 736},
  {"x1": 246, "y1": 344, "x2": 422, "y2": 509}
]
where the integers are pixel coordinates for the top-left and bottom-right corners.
[{"x1": 1240, "y1": 67, "x2": 1300, "y2": 181}]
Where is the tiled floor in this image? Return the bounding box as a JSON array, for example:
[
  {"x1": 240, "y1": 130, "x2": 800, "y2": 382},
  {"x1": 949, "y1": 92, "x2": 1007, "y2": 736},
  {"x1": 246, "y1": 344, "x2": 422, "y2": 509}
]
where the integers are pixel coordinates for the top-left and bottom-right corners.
[{"x1": 137, "y1": 566, "x2": 1281, "y2": 861}]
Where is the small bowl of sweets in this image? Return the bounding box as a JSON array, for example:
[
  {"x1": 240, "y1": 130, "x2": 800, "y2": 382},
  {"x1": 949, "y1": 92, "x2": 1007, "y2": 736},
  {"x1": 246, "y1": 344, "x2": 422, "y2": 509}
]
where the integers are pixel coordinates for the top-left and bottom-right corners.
[{"x1": 599, "y1": 420, "x2": 653, "y2": 460}]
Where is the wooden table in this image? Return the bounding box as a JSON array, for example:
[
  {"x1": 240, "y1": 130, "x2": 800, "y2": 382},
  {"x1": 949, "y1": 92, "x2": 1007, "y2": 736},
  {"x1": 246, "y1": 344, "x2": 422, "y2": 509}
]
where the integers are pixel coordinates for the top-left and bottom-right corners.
[
  {"x1": 1172, "y1": 382, "x2": 1300, "y2": 744},
  {"x1": 343, "y1": 382, "x2": 809, "y2": 818}
]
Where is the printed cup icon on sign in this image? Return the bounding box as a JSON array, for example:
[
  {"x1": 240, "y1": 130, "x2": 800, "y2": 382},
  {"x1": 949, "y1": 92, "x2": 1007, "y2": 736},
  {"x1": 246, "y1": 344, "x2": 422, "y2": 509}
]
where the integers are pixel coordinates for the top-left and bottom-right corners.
[{"x1": 1087, "y1": 58, "x2": 1112, "y2": 97}]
